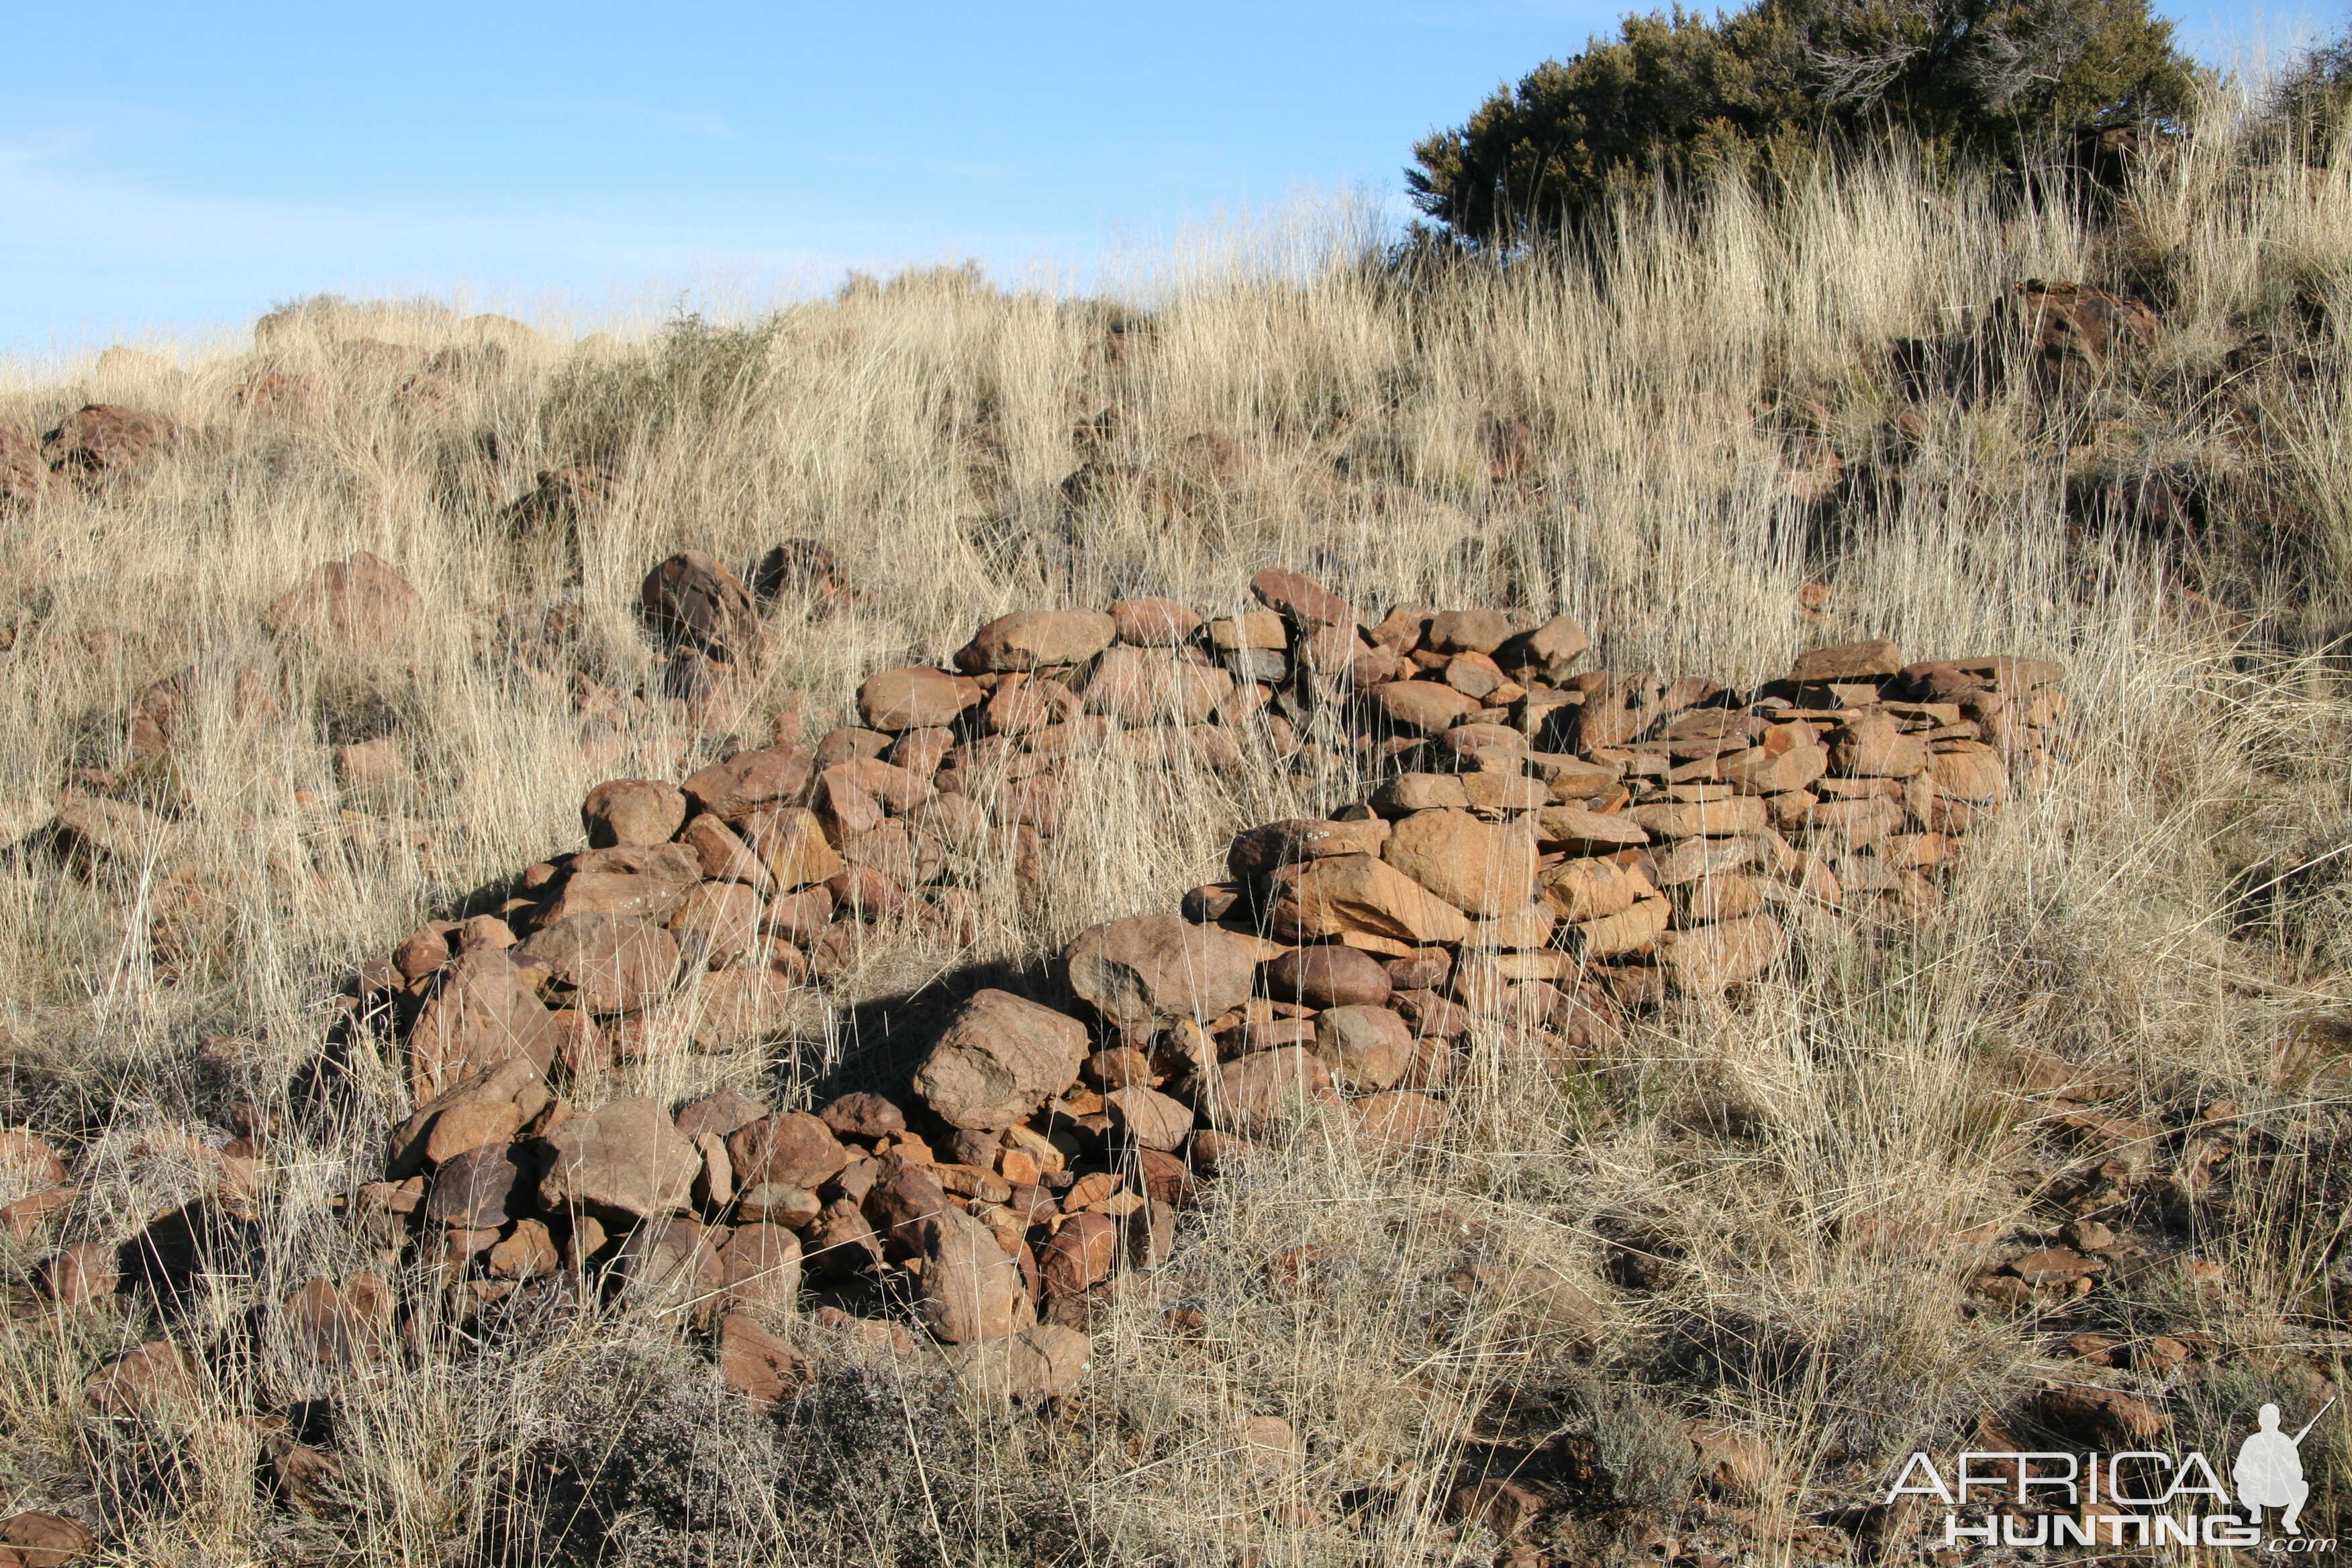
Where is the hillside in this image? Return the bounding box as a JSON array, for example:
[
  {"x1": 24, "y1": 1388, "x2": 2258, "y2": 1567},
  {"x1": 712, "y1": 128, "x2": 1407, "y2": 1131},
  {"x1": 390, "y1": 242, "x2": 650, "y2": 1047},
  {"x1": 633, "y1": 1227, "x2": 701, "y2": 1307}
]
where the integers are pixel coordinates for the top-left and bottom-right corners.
[{"x1": 1, "y1": 140, "x2": 2350, "y2": 1563}]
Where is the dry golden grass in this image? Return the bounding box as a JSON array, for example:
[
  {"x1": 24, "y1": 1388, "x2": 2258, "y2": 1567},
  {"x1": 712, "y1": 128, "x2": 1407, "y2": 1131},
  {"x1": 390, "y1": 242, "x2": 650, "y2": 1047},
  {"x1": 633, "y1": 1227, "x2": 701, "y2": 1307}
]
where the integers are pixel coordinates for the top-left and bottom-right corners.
[{"x1": 1, "y1": 115, "x2": 2350, "y2": 1564}]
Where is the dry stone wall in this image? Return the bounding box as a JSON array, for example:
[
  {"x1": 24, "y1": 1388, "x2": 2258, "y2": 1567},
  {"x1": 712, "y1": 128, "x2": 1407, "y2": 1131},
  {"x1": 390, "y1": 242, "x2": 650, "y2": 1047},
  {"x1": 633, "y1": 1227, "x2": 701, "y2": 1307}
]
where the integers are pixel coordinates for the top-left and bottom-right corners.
[{"x1": 10, "y1": 556, "x2": 2065, "y2": 1430}]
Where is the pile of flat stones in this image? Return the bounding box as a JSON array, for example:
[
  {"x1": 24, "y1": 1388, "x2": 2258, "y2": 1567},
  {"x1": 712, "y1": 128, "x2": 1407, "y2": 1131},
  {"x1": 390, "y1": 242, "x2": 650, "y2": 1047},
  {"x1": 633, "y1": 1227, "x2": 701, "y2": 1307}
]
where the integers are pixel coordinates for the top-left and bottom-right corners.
[{"x1": 9, "y1": 562, "x2": 2065, "y2": 1471}]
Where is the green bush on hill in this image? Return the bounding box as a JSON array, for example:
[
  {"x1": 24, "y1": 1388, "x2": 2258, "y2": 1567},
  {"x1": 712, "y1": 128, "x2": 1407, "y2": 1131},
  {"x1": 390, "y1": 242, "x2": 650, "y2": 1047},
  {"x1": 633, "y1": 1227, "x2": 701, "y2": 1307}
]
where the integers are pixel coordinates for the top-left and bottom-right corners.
[{"x1": 1408, "y1": 0, "x2": 2205, "y2": 242}]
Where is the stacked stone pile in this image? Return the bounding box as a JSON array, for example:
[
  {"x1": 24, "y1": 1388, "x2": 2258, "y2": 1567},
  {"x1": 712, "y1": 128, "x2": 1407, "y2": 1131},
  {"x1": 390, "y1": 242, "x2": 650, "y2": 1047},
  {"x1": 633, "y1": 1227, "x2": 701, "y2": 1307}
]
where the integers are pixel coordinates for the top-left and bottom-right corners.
[{"x1": 7, "y1": 557, "x2": 2065, "y2": 1500}]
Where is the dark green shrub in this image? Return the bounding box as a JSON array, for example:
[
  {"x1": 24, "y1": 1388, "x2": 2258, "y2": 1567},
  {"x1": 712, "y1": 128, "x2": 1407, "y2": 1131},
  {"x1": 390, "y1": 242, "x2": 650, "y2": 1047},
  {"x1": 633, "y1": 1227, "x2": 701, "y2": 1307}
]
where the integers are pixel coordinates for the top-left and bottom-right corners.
[{"x1": 1408, "y1": 0, "x2": 2204, "y2": 242}]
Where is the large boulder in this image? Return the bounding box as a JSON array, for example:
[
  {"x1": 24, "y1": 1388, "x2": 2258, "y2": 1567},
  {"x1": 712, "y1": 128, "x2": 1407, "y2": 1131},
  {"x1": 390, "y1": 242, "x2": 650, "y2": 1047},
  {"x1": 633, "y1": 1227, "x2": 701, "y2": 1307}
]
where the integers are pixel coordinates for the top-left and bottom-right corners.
[
  {"x1": 1064, "y1": 914, "x2": 1267, "y2": 1035},
  {"x1": 538, "y1": 1097, "x2": 699, "y2": 1222},
  {"x1": 912, "y1": 989, "x2": 1090, "y2": 1130},
  {"x1": 1381, "y1": 810, "x2": 1536, "y2": 918},
  {"x1": 641, "y1": 550, "x2": 766, "y2": 665},
  {"x1": 957, "y1": 610, "x2": 1116, "y2": 672}
]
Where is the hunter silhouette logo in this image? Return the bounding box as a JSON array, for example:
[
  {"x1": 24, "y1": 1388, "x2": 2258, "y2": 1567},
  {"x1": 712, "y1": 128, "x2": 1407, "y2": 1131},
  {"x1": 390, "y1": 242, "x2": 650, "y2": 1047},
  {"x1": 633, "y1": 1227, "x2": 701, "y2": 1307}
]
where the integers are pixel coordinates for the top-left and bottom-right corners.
[
  {"x1": 1885, "y1": 1394, "x2": 2339, "y2": 1549},
  {"x1": 2238, "y1": 1398, "x2": 2331, "y2": 1536}
]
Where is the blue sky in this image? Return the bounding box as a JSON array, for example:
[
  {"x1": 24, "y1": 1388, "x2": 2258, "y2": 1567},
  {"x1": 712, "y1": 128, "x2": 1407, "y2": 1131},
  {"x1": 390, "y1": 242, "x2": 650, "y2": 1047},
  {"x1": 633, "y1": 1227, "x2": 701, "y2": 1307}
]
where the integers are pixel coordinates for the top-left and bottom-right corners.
[{"x1": 1, "y1": 0, "x2": 2324, "y2": 354}]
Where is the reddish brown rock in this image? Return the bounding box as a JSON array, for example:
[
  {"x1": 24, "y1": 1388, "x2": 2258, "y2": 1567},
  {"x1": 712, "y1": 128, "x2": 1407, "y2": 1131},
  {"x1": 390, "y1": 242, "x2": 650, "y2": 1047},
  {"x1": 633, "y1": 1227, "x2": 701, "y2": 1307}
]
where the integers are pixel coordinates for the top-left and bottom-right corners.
[
  {"x1": 1111, "y1": 596, "x2": 1202, "y2": 646},
  {"x1": 1210, "y1": 1046, "x2": 1333, "y2": 1134},
  {"x1": 1352, "y1": 1091, "x2": 1451, "y2": 1146},
  {"x1": 425, "y1": 1142, "x2": 524, "y2": 1228},
  {"x1": 84, "y1": 1339, "x2": 210, "y2": 1420},
  {"x1": 582, "y1": 779, "x2": 687, "y2": 848},
  {"x1": 281, "y1": 1275, "x2": 393, "y2": 1367},
  {"x1": 726, "y1": 1112, "x2": 850, "y2": 1190},
  {"x1": 863, "y1": 1167, "x2": 949, "y2": 1259},
  {"x1": 675, "y1": 1088, "x2": 770, "y2": 1142},
  {"x1": 262, "y1": 551, "x2": 422, "y2": 645},
  {"x1": 1381, "y1": 809, "x2": 1536, "y2": 918},
  {"x1": 539, "y1": 1096, "x2": 699, "y2": 1221},
  {"x1": 1626, "y1": 796, "x2": 1768, "y2": 839},
  {"x1": 718, "y1": 1221, "x2": 803, "y2": 1313},
  {"x1": 487, "y1": 1220, "x2": 559, "y2": 1281},
  {"x1": 1249, "y1": 569, "x2": 1353, "y2": 630},
  {"x1": 1657, "y1": 914, "x2": 1786, "y2": 991},
  {"x1": 40, "y1": 1238, "x2": 119, "y2": 1307},
  {"x1": 520, "y1": 914, "x2": 681, "y2": 1014},
  {"x1": 1262, "y1": 944, "x2": 1392, "y2": 1009},
  {"x1": 1369, "y1": 680, "x2": 1481, "y2": 736},
  {"x1": 1226, "y1": 817, "x2": 1390, "y2": 881},
  {"x1": 683, "y1": 747, "x2": 814, "y2": 822},
  {"x1": 0, "y1": 428, "x2": 47, "y2": 511},
  {"x1": 1495, "y1": 615, "x2": 1589, "y2": 682},
  {"x1": 1791, "y1": 640, "x2": 1902, "y2": 682},
  {"x1": 43, "y1": 403, "x2": 176, "y2": 486},
  {"x1": 1930, "y1": 741, "x2": 2008, "y2": 801},
  {"x1": 1103, "y1": 1087, "x2": 1193, "y2": 1151},
  {"x1": 913, "y1": 989, "x2": 1090, "y2": 1130},
  {"x1": 1064, "y1": 914, "x2": 1269, "y2": 1034},
  {"x1": 719, "y1": 1312, "x2": 810, "y2": 1409},
  {"x1": 0, "y1": 1129, "x2": 67, "y2": 1199},
  {"x1": 407, "y1": 948, "x2": 562, "y2": 1102},
  {"x1": 616, "y1": 1217, "x2": 726, "y2": 1323},
  {"x1": 1083, "y1": 648, "x2": 1233, "y2": 726},
  {"x1": 959, "y1": 609, "x2": 1116, "y2": 672},
  {"x1": 1270, "y1": 854, "x2": 1472, "y2": 947},
  {"x1": 1426, "y1": 609, "x2": 1512, "y2": 655},
  {"x1": 944, "y1": 1322, "x2": 1091, "y2": 1398},
  {"x1": 918, "y1": 1206, "x2": 1035, "y2": 1343},
  {"x1": 667, "y1": 880, "x2": 764, "y2": 965},
  {"x1": 818, "y1": 1093, "x2": 905, "y2": 1140},
  {"x1": 2006, "y1": 279, "x2": 2160, "y2": 378},
  {"x1": 1830, "y1": 714, "x2": 1930, "y2": 777},
  {"x1": 858, "y1": 667, "x2": 971, "y2": 732},
  {"x1": 1311, "y1": 1006, "x2": 1414, "y2": 1091},
  {"x1": 1039, "y1": 1210, "x2": 1120, "y2": 1296},
  {"x1": 2037, "y1": 1383, "x2": 2165, "y2": 1445},
  {"x1": 742, "y1": 806, "x2": 844, "y2": 890},
  {"x1": 0, "y1": 1508, "x2": 97, "y2": 1566},
  {"x1": 641, "y1": 550, "x2": 765, "y2": 664}
]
